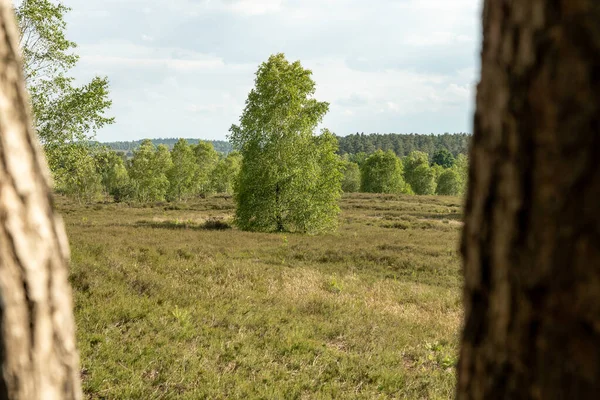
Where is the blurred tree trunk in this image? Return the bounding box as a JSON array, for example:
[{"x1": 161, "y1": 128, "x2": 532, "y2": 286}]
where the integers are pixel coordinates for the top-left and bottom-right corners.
[
  {"x1": 0, "y1": 0, "x2": 82, "y2": 399},
  {"x1": 458, "y1": 0, "x2": 600, "y2": 399}
]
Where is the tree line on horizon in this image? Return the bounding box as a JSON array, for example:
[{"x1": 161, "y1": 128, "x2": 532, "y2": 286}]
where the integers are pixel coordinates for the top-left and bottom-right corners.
[
  {"x1": 99, "y1": 132, "x2": 471, "y2": 160},
  {"x1": 58, "y1": 137, "x2": 468, "y2": 204},
  {"x1": 99, "y1": 138, "x2": 233, "y2": 156},
  {"x1": 69, "y1": 139, "x2": 242, "y2": 203}
]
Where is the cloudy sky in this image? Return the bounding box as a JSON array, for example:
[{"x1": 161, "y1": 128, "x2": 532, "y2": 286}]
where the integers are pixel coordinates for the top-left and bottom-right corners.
[{"x1": 61, "y1": 0, "x2": 482, "y2": 142}]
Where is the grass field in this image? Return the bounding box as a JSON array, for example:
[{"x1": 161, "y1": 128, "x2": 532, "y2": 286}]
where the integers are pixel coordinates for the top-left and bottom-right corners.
[{"x1": 60, "y1": 193, "x2": 464, "y2": 399}]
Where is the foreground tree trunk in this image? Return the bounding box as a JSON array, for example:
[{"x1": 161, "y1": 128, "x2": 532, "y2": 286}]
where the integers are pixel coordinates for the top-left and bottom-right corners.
[
  {"x1": 458, "y1": 1, "x2": 600, "y2": 399},
  {"x1": 0, "y1": 1, "x2": 82, "y2": 399}
]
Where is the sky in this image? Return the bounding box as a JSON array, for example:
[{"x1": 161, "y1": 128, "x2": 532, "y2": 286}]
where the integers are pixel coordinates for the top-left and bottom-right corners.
[{"x1": 61, "y1": 0, "x2": 482, "y2": 142}]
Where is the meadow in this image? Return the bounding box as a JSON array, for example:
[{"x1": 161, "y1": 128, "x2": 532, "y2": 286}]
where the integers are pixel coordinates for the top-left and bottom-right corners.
[{"x1": 61, "y1": 193, "x2": 464, "y2": 399}]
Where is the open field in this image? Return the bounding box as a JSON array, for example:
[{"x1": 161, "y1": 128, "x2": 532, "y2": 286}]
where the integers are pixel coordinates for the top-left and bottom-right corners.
[{"x1": 60, "y1": 193, "x2": 464, "y2": 399}]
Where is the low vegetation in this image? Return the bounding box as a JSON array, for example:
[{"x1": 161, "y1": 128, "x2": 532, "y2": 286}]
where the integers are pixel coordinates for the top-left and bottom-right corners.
[{"x1": 64, "y1": 193, "x2": 464, "y2": 399}]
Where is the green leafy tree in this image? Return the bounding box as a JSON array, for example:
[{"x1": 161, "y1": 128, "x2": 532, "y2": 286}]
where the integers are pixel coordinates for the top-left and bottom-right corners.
[
  {"x1": 410, "y1": 164, "x2": 437, "y2": 195},
  {"x1": 129, "y1": 140, "x2": 172, "y2": 202},
  {"x1": 93, "y1": 147, "x2": 130, "y2": 201},
  {"x1": 52, "y1": 143, "x2": 103, "y2": 203},
  {"x1": 436, "y1": 168, "x2": 461, "y2": 196},
  {"x1": 360, "y1": 150, "x2": 408, "y2": 194},
  {"x1": 348, "y1": 152, "x2": 369, "y2": 167},
  {"x1": 432, "y1": 148, "x2": 456, "y2": 168},
  {"x1": 167, "y1": 139, "x2": 199, "y2": 201},
  {"x1": 230, "y1": 53, "x2": 342, "y2": 233},
  {"x1": 454, "y1": 153, "x2": 469, "y2": 194},
  {"x1": 404, "y1": 151, "x2": 434, "y2": 194},
  {"x1": 210, "y1": 151, "x2": 242, "y2": 195},
  {"x1": 16, "y1": 0, "x2": 114, "y2": 185},
  {"x1": 155, "y1": 144, "x2": 173, "y2": 185},
  {"x1": 192, "y1": 141, "x2": 219, "y2": 195},
  {"x1": 341, "y1": 161, "x2": 361, "y2": 192},
  {"x1": 431, "y1": 163, "x2": 445, "y2": 181}
]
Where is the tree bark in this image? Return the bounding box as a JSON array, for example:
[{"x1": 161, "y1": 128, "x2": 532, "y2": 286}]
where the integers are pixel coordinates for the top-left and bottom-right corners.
[
  {"x1": 0, "y1": 1, "x2": 82, "y2": 399},
  {"x1": 458, "y1": 1, "x2": 600, "y2": 399},
  {"x1": 275, "y1": 182, "x2": 284, "y2": 232}
]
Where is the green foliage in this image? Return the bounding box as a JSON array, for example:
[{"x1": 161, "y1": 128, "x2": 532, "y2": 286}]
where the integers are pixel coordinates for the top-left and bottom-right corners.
[
  {"x1": 192, "y1": 141, "x2": 219, "y2": 195},
  {"x1": 435, "y1": 168, "x2": 461, "y2": 196},
  {"x1": 432, "y1": 149, "x2": 456, "y2": 168},
  {"x1": 93, "y1": 147, "x2": 130, "y2": 201},
  {"x1": 167, "y1": 139, "x2": 199, "y2": 201},
  {"x1": 403, "y1": 151, "x2": 434, "y2": 195},
  {"x1": 129, "y1": 140, "x2": 172, "y2": 202},
  {"x1": 29, "y1": 75, "x2": 113, "y2": 147},
  {"x1": 210, "y1": 151, "x2": 242, "y2": 194},
  {"x1": 337, "y1": 132, "x2": 471, "y2": 158},
  {"x1": 51, "y1": 144, "x2": 103, "y2": 203},
  {"x1": 100, "y1": 138, "x2": 233, "y2": 156},
  {"x1": 403, "y1": 151, "x2": 429, "y2": 178},
  {"x1": 348, "y1": 151, "x2": 369, "y2": 167},
  {"x1": 341, "y1": 161, "x2": 360, "y2": 193},
  {"x1": 430, "y1": 164, "x2": 445, "y2": 181},
  {"x1": 454, "y1": 154, "x2": 469, "y2": 194},
  {"x1": 230, "y1": 53, "x2": 341, "y2": 233},
  {"x1": 360, "y1": 150, "x2": 407, "y2": 194},
  {"x1": 410, "y1": 164, "x2": 437, "y2": 195},
  {"x1": 298, "y1": 130, "x2": 344, "y2": 232},
  {"x1": 16, "y1": 0, "x2": 77, "y2": 81},
  {"x1": 99, "y1": 134, "x2": 470, "y2": 162},
  {"x1": 16, "y1": 0, "x2": 114, "y2": 192}
]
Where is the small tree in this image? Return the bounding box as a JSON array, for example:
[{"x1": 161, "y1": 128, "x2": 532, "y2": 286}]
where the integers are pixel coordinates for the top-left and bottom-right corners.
[
  {"x1": 454, "y1": 153, "x2": 469, "y2": 194},
  {"x1": 94, "y1": 147, "x2": 130, "y2": 201},
  {"x1": 410, "y1": 164, "x2": 437, "y2": 195},
  {"x1": 341, "y1": 160, "x2": 361, "y2": 192},
  {"x1": 360, "y1": 150, "x2": 407, "y2": 194},
  {"x1": 404, "y1": 150, "x2": 435, "y2": 194},
  {"x1": 230, "y1": 53, "x2": 341, "y2": 233},
  {"x1": 431, "y1": 163, "x2": 445, "y2": 182},
  {"x1": 210, "y1": 151, "x2": 242, "y2": 195},
  {"x1": 192, "y1": 141, "x2": 219, "y2": 196},
  {"x1": 435, "y1": 168, "x2": 461, "y2": 196},
  {"x1": 129, "y1": 140, "x2": 171, "y2": 202},
  {"x1": 349, "y1": 151, "x2": 369, "y2": 167},
  {"x1": 167, "y1": 139, "x2": 199, "y2": 201},
  {"x1": 51, "y1": 143, "x2": 103, "y2": 202},
  {"x1": 432, "y1": 148, "x2": 455, "y2": 168}
]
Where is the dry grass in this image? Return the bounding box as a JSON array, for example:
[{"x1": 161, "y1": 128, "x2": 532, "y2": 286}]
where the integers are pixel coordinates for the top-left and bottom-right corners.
[{"x1": 61, "y1": 192, "x2": 464, "y2": 399}]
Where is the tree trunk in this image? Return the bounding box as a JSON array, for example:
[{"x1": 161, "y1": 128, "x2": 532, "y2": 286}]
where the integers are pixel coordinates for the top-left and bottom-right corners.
[
  {"x1": 0, "y1": 1, "x2": 82, "y2": 399},
  {"x1": 458, "y1": 1, "x2": 600, "y2": 399},
  {"x1": 275, "y1": 182, "x2": 284, "y2": 232}
]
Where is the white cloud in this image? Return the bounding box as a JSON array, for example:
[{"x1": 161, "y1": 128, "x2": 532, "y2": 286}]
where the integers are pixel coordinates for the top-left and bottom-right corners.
[
  {"x1": 63, "y1": 0, "x2": 481, "y2": 141},
  {"x1": 225, "y1": 0, "x2": 283, "y2": 15},
  {"x1": 81, "y1": 55, "x2": 225, "y2": 71},
  {"x1": 78, "y1": 42, "x2": 227, "y2": 71},
  {"x1": 404, "y1": 32, "x2": 475, "y2": 47}
]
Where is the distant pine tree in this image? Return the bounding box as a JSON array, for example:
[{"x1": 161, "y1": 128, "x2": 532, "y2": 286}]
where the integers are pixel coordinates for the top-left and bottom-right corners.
[
  {"x1": 100, "y1": 138, "x2": 233, "y2": 155},
  {"x1": 336, "y1": 133, "x2": 471, "y2": 158}
]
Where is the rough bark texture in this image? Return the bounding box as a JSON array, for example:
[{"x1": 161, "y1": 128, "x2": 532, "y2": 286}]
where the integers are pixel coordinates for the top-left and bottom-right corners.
[
  {"x1": 458, "y1": 0, "x2": 600, "y2": 399},
  {"x1": 0, "y1": 1, "x2": 82, "y2": 399}
]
